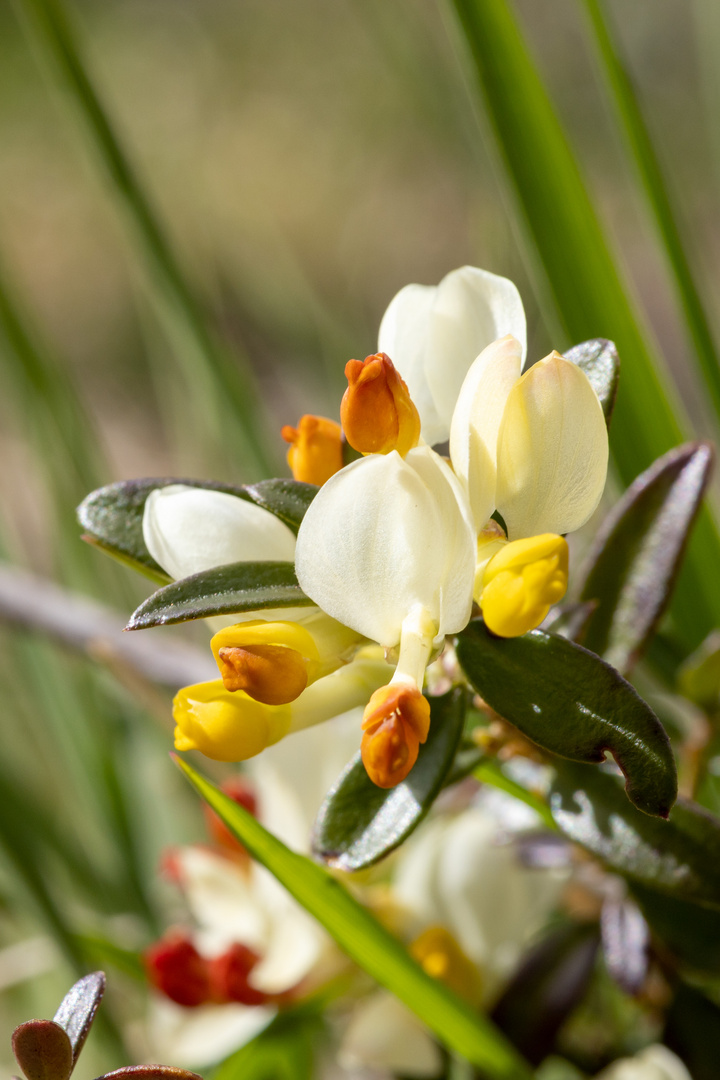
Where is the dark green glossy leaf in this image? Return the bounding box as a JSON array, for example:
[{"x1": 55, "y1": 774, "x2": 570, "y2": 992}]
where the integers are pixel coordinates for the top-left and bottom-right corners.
[
  {"x1": 550, "y1": 761, "x2": 720, "y2": 909},
  {"x1": 630, "y1": 882, "x2": 720, "y2": 975},
  {"x1": 53, "y1": 972, "x2": 104, "y2": 1064},
  {"x1": 174, "y1": 757, "x2": 533, "y2": 1079},
  {"x1": 456, "y1": 619, "x2": 677, "y2": 818},
  {"x1": 312, "y1": 689, "x2": 466, "y2": 870},
  {"x1": 78, "y1": 477, "x2": 316, "y2": 582},
  {"x1": 126, "y1": 561, "x2": 312, "y2": 630},
  {"x1": 491, "y1": 923, "x2": 600, "y2": 1067},
  {"x1": 563, "y1": 339, "x2": 619, "y2": 424},
  {"x1": 578, "y1": 443, "x2": 714, "y2": 673},
  {"x1": 12, "y1": 1021, "x2": 73, "y2": 1080}
]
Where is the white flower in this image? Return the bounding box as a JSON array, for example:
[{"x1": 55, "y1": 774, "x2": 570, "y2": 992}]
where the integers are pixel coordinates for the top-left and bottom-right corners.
[
  {"x1": 143, "y1": 484, "x2": 297, "y2": 580},
  {"x1": 379, "y1": 266, "x2": 526, "y2": 446},
  {"x1": 596, "y1": 1045, "x2": 692, "y2": 1080}
]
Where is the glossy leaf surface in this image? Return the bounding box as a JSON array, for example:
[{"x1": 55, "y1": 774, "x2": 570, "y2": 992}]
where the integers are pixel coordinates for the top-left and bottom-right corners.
[
  {"x1": 562, "y1": 339, "x2": 619, "y2": 424},
  {"x1": 579, "y1": 443, "x2": 713, "y2": 673},
  {"x1": 12, "y1": 1021, "x2": 73, "y2": 1080},
  {"x1": 126, "y1": 561, "x2": 312, "y2": 629},
  {"x1": 313, "y1": 689, "x2": 466, "y2": 870},
  {"x1": 53, "y1": 972, "x2": 105, "y2": 1064},
  {"x1": 78, "y1": 478, "x2": 315, "y2": 581},
  {"x1": 456, "y1": 619, "x2": 677, "y2": 818},
  {"x1": 175, "y1": 757, "x2": 532, "y2": 1080},
  {"x1": 550, "y1": 761, "x2": 720, "y2": 908}
]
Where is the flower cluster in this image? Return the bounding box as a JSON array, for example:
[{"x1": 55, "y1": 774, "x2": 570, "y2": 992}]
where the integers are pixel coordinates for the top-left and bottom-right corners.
[{"x1": 144, "y1": 266, "x2": 608, "y2": 788}]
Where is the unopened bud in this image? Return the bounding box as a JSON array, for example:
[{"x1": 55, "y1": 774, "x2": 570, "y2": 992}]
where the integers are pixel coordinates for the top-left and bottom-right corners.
[
  {"x1": 341, "y1": 352, "x2": 421, "y2": 456},
  {"x1": 480, "y1": 533, "x2": 569, "y2": 637},
  {"x1": 361, "y1": 683, "x2": 430, "y2": 788},
  {"x1": 217, "y1": 644, "x2": 309, "y2": 704},
  {"x1": 208, "y1": 943, "x2": 267, "y2": 1006},
  {"x1": 144, "y1": 931, "x2": 211, "y2": 1007},
  {"x1": 410, "y1": 926, "x2": 482, "y2": 1006},
  {"x1": 281, "y1": 415, "x2": 344, "y2": 485},
  {"x1": 173, "y1": 680, "x2": 292, "y2": 762}
]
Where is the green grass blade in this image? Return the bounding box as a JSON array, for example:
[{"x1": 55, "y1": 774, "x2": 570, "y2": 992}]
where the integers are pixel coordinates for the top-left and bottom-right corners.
[
  {"x1": 12, "y1": 0, "x2": 279, "y2": 479},
  {"x1": 580, "y1": 0, "x2": 720, "y2": 425},
  {"x1": 446, "y1": 0, "x2": 720, "y2": 650},
  {"x1": 175, "y1": 756, "x2": 533, "y2": 1080}
]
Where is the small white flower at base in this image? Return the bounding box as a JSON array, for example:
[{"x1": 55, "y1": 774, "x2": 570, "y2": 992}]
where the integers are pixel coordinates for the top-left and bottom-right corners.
[
  {"x1": 338, "y1": 991, "x2": 443, "y2": 1079},
  {"x1": 147, "y1": 998, "x2": 276, "y2": 1070},
  {"x1": 143, "y1": 484, "x2": 297, "y2": 580},
  {"x1": 596, "y1": 1045, "x2": 692, "y2": 1080}
]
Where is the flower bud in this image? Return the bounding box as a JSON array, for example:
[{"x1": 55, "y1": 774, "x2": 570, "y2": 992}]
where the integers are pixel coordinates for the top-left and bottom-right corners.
[
  {"x1": 216, "y1": 644, "x2": 309, "y2": 704},
  {"x1": 341, "y1": 353, "x2": 421, "y2": 457},
  {"x1": 208, "y1": 943, "x2": 268, "y2": 1006},
  {"x1": 361, "y1": 683, "x2": 430, "y2": 788},
  {"x1": 144, "y1": 931, "x2": 211, "y2": 1007},
  {"x1": 281, "y1": 415, "x2": 344, "y2": 486},
  {"x1": 479, "y1": 533, "x2": 569, "y2": 637},
  {"x1": 173, "y1": 681, "x2": 293, "y2": 762},
  {"x1": 410, "y1": 926, "x2": 483, "y2": 1006}
]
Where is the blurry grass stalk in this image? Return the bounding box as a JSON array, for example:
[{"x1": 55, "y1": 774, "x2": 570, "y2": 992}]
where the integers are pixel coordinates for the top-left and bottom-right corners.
[
  {"x1": 447, "y1": 0, "x2": 720, "y2": 650},
  {"x1": 12, "y1": 0, "x2": 280, "y2": 481},
  {"x1": 580, "y1": 0, "x2": 720, "y2": 426}
]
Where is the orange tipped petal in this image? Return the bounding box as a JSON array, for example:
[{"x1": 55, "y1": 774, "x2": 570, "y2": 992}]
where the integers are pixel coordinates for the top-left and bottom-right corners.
[
  {"x1": 281, "y1": 414, "x2": 344, "y2": 485},
  {"x1": 341, "y1": 353, "x2": 421, "y2": 457},
  {"x1": 217, "y1": 644, "x2": 309, "y2": 704},
  {"x1": 360, "y1": 683, "x2": 430, "y2": 788}
]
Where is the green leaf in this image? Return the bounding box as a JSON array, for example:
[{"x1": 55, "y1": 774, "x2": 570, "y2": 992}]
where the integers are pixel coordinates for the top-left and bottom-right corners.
[
  {"x1": 212, "y1": 1007, "x2": 323, "y2": 1080},
  {"x1": 578, "y1": 443, "x2": 714, "y2": 673},
  {"x1": 78, "y1": 478, "x2": 315, "y2": 582},
  {"x1": 447, "y1": 0, "x2": 720, "y2": 651},
  {"x1": 562, "y1": 339, "x2": 619, "y2": 424},
  {"x1": 630, "y1": 882, "x2": 720, "y2": 975},
  {"x1": 312, "y1": 689, "x2": 466, "y2": 871},
  {"x1": 456, "y1": 619, "x2": 677, "y2": 818},
  {"x1": 126, "y1": 561, "x2": 312, "y2": 630},
  {"x1": 174, "y1": 756, "x2": 533, "y2": 1080},
  {"x1": 550, "y1": 761, "x2": 720, "y2": 909}
]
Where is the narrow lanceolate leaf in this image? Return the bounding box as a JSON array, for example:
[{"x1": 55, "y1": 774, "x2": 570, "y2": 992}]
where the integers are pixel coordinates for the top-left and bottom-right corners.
[
  {"x1": 551, "y1": 761, "x2": 720, "y2": 909},
  {"x1": 562, "y1": 339, "x2": 619, "y2": 424},
  {"x1": 313, "y1": 689, "x2": 466, "y2": 870},
  {"x1": 12, "y1": 1021, "x2": 73, "y2": 1080},
  {"x1": 447, "y1": 0, "x2": 720, "y2": 650},
  {"x1": 456, "y1": 619, "x2": 677, "y2": 818},
  {"x1": 126, "y1": 562, "x2": 312, "y2": 630},
  {"x1": 175, "y1": 757, "x2": 533, "y2": 1080},
  {"x1": 53, "y1": 972, "x2": 105, "y2": 1064},
  {"x1": 578, "y1": 443, "x2": 714, "y2": 672},
  {"x1": 78, "y1": 478, "x2": 316, "y2": 582}
]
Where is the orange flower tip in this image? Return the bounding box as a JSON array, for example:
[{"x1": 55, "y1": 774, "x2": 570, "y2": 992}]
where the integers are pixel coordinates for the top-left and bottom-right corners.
[
  {"x1": 410, "y1": 926, "x2": 483, "y2": 1005},
  {"x1": 360, "y1": 683, "x2": 431, "y2": 788},
  {"x1": 341, "y1": 352, "x2": 421, "y2": 456},
  {"x1": 217, "y1": 643, "x2": 308, "y2": 704},
  {"x1": 281, "y1": 414, "x2": 344, "y2": 485}
]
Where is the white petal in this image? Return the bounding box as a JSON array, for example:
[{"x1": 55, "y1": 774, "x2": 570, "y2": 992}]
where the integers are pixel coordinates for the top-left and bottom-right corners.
[
  {"x1": 379, "y1": 282, "x2": 446, "y2": 445},
  {"x1": 295, "y1": 447, "x2": 475, "y2": 647},
  {"x1": 173, "y1": 848, "x2": 268, "y2": 951},
  {"x1": 596, "y1": 1045, "x2": 692, "y2": 1080},
  {"x1": 379, "y1": 267, "x2": 526, "y2": 446},
  {"x1": 449, "y1": 335, "x2": 523, "y2": 529},
  {"x1": 339, "y1": 992, "x2": 443, "y2": 1078},
  {"x1": 143, "y1": 485, "x2": 297, "y2": 579},
  {"x1": 248, "y1": 868, "x2": 326, "y2": 993},
  {"x1": 426, "y1": 267, "x2": 526, "y2": 441},
  {"x1": 146, "y1": 996, "x2": 275, "y2": 1068},
  {"x1": 495, "y1": 352, "x2": 609, "y2": 539}
]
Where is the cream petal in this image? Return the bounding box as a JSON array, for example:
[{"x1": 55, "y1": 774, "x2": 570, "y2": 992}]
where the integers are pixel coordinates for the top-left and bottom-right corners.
[
  {"x1": 143, "y1": 485, "x2": 297, "y2": 580},
  {"x1": 173, "y1": 848, "x2": 268, "y2": 951},
  {"x1": 596, "y1": 1045, "x2": 692, "y2": 1080},
  {"x1": 294, "y1": 447, "x2": 475, "y2": 647},
  {"x1": 146, "y1": 996, "x2": 276, "y2": 1068},
  {"x1": 449, "y1": 335, "x2": 523, "y2": 529},
  {"x1": 425, "y1": 267, "x2": 526, "y2": 440},
  {"x1": 248, "y1": 871, "x2": 326, "y2": 993},
  {"x1": 495, "y1": 352, "x2": 609, "y2": 539},
  {"x1": 338, "y1": 992, "x2": 443, "y2": 1078},
  {"x1": 379, "y1": 282, "x2": 446, "y2": 445}
]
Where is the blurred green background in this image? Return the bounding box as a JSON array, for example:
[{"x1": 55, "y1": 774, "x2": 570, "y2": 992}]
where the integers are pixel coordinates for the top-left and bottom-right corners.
[{"x1": 1, "y1": 0, "x2": 720, "y2": 1072}]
